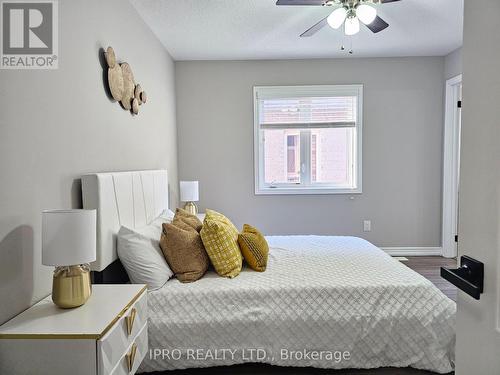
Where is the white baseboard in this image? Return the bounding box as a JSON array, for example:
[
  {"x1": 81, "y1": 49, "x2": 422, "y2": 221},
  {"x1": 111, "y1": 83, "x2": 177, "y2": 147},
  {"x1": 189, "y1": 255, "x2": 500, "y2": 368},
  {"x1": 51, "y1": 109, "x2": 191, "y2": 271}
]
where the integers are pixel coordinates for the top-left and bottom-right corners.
[{"x1": 381, "y1": 247, "x2": 443, "y2": 256}]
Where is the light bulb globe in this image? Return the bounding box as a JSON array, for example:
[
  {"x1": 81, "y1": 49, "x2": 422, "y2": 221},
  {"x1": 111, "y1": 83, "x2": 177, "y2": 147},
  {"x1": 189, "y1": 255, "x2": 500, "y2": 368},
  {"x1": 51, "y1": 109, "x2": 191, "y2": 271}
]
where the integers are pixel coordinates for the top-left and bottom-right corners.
[
  {"x1": 357, "y1": 4, "x2": 377, "y2": 25},
  {"x1": 344, "y1": 16, "x2": 360, "y2": 36},
  {"x1": 327, "y1": 7, "x2": 347, "y2": 29}
]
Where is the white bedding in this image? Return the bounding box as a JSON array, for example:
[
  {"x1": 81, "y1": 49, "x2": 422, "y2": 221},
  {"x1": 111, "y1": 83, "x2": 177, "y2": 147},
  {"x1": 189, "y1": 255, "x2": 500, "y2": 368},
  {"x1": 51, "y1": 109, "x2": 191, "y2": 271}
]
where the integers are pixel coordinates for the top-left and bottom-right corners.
[{"x1": 140, "y1": 236, "x2": 455, "y2": 373}]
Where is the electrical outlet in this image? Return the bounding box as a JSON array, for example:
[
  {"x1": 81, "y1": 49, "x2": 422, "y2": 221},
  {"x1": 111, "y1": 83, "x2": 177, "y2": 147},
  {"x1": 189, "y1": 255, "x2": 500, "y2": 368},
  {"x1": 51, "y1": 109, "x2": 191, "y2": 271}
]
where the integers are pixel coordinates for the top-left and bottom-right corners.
[{"x1": 363, "y1": 220, "x2": 371, "y2": 232}]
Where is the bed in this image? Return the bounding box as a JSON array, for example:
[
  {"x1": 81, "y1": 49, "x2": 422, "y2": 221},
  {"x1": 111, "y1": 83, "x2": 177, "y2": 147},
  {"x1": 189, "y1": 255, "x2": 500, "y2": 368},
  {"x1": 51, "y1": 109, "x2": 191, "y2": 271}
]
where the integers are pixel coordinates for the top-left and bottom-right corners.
[{"x1": 82, "y1": 170, "x2": 456, "y2": 374}]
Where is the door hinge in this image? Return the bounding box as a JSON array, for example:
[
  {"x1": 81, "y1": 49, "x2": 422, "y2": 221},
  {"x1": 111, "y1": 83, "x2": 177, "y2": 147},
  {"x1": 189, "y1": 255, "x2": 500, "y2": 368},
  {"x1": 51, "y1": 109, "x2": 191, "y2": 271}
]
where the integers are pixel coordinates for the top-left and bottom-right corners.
[
  {"x1": 455, "y1": 235, "x2": 458, "y2": 243},
  {"x1": 457, "y1": 100, "x2": 462, "y2": 108}
]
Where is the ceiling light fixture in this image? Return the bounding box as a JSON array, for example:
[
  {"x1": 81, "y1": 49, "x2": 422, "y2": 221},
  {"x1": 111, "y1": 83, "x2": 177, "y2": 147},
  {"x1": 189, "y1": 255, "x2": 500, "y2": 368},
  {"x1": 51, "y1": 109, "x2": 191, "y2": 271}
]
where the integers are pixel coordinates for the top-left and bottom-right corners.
[
  {"x1": 281, "y1": 0, "x2": 395, "y2": 38},
  {"x1": 325, "y1": 2, "x2": 379, "y2": 36}
]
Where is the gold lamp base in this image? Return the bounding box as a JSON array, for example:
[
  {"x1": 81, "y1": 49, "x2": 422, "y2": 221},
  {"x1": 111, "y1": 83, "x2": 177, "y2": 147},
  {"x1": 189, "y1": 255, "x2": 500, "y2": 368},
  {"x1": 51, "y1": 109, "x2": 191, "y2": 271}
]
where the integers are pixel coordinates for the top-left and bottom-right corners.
[
  {"x1": 183, "y1": 201, "x2": 198, "y2": 215},
  {"x1": 52, "y1": 265, "x2": 92, "y2": 309}
]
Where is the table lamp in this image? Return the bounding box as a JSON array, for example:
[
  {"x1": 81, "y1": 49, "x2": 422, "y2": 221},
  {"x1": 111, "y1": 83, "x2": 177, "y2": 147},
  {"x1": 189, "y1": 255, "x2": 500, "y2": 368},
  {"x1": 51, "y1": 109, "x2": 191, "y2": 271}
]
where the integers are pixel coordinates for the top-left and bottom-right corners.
[
  {"x1": 42, "y1": 209, "x2": 96, "y2": 308},
  {"x1": 180, "y1": 181, "x2": 199, "y2": 215}
]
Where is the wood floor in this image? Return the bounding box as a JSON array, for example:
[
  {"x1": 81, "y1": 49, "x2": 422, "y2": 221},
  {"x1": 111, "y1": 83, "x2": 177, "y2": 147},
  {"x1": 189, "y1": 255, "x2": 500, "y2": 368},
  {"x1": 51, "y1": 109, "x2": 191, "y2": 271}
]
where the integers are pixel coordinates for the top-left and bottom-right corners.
[
  {"x1": 148, "y1": 256, "x2": 457, "y2": 375},
  {"x1": 401, "y1": 256, "x2": 458, "y2": 301},
  {"x1": 150, "y1": 364, "x2": 447, "y2": 375}
]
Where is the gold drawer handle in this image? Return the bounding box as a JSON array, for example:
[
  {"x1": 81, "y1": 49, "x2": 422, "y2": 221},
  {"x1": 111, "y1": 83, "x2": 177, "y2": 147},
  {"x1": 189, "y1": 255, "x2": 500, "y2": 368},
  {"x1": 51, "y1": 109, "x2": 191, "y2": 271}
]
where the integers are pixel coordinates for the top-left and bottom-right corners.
[
  {"x1": 126, "y1": 343, "x2": 138, "y2": 372},
  {"x1": 125, "y1": 308, "x2": 137, "y2": 336}
]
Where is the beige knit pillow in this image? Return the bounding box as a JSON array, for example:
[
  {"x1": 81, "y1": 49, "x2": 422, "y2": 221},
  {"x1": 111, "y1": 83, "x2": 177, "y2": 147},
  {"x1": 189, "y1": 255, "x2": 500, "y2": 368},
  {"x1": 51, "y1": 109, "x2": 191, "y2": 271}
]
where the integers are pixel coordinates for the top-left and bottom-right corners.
[
  {"x1": 175, "y1": 208, "x2": 203, "y2": 232},
  {"x1": 159, "y1": 221, "x2": 209, "y2": 283}
]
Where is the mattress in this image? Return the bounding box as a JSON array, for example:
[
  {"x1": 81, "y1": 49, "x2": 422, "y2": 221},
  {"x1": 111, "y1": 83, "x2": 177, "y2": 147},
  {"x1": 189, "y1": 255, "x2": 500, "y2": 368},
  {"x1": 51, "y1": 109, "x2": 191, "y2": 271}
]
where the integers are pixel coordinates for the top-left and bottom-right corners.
[{"x1": 140, "y1": 236, "x2": 455, "y2": 373}]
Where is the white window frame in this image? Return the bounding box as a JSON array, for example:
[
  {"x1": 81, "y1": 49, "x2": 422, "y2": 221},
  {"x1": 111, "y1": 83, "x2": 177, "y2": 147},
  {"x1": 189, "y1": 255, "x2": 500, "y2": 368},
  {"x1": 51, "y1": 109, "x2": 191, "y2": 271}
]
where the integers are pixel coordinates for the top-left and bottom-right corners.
[{"x1": 253, "y1": 84, "x2": 363, "y2": 195}]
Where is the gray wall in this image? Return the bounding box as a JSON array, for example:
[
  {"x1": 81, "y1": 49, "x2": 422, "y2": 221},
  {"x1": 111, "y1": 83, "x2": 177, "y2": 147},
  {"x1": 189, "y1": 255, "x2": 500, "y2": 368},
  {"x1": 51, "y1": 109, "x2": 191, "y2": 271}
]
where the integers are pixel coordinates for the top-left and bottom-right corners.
[
  {"x1": 456, "y1": 0, "x2": 500, "y2": 372},
  {"x1": 0, "y1": 0, "x2": 178, "y2": 325},
  {"x1": 175, "y1": 57, "x2": 444, "y2": 248},
  {"x1": 444, "y1": 47, "x2": 463, "y2": 79}
]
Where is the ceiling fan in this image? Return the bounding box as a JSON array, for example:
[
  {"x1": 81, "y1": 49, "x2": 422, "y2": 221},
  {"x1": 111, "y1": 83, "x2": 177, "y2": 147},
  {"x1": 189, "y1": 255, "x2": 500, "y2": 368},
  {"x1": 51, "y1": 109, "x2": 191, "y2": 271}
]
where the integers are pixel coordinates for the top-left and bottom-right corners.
[{"x1": 276, "y1": 0, "x2": 401, "y2": 37}]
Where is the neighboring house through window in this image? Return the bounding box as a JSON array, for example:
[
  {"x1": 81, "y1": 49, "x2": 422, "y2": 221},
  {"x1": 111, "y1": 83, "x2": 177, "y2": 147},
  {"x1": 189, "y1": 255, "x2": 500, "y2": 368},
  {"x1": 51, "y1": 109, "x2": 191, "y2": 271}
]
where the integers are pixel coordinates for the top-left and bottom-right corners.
[{"x1": 286, "y1": 133, "x2": 300, "y2": 183}]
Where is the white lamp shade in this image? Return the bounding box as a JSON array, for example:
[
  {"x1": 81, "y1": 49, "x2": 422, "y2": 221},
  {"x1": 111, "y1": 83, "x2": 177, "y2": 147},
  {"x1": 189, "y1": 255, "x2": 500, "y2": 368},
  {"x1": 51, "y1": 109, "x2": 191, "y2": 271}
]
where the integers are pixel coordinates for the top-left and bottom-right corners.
[
  {"x1": 345, "y1": 16, "x2": 360, "y2": 36},
  {"x1": 180, "y1": 181, "x2": 199, "y2": 202},
  {"x1": 327, "y1": 7, "x2": 347, "y2": 29},
  {"x1": 357, "y1": 4, "x2": 377, "y2": 25},
  {"x1": 42, "y1": 210, "x2": 96, "y2": 266}
]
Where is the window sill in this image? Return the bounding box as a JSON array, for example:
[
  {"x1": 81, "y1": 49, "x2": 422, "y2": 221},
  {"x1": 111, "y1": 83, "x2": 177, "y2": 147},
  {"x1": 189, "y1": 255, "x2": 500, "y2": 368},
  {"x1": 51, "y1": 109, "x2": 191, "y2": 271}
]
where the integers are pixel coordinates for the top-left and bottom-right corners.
[{"x1": 255, "y1": 187, "x2": 362, "y2": 195}]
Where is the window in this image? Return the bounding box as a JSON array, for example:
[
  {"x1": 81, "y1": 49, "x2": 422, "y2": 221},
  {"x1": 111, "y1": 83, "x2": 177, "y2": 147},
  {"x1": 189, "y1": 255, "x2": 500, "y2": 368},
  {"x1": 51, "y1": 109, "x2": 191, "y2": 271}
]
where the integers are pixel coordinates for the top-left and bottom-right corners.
[{"x1": 254, "y1": 85, "x2": 362, "y2": 194}]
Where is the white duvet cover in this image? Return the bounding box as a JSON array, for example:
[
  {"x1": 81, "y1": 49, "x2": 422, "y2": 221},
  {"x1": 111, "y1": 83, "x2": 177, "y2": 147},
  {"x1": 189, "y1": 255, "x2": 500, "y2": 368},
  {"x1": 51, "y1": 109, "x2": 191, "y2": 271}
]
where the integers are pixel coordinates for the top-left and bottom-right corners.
[{"x1": 140, "y1": 236, "x2": 455, "y2": 373}]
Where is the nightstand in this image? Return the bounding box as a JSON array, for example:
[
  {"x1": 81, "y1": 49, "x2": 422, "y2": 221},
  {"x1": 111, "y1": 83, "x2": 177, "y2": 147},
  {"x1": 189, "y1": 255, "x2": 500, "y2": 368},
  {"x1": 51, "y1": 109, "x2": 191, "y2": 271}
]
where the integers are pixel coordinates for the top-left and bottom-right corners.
[{"x1": 0, "y1": 284, "x2": 147, "y2": 375}]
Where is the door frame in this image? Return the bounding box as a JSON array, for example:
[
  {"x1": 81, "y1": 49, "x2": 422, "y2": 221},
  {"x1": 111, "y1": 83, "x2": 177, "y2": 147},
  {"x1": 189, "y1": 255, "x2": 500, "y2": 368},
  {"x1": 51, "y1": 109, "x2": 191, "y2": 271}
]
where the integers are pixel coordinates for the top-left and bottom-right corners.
[{"x1": 442, "y1": 74, "x2": 462, "y2": 258}]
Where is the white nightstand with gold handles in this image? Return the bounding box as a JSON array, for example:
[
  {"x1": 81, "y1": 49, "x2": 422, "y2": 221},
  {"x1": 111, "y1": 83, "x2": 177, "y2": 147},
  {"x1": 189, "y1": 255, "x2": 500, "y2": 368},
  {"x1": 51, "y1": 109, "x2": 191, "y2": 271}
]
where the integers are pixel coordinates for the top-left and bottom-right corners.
[{"x1": 0, "y1": 284, "x2": 147, "y2": 375}]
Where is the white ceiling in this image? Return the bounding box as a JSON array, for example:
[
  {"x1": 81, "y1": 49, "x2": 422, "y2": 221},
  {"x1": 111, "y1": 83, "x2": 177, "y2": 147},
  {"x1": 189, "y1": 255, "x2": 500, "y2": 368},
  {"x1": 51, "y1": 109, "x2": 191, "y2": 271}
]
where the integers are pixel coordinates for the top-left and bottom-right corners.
[{"x1": 130, "y1": 0, "x2": 463, "y2": 61}]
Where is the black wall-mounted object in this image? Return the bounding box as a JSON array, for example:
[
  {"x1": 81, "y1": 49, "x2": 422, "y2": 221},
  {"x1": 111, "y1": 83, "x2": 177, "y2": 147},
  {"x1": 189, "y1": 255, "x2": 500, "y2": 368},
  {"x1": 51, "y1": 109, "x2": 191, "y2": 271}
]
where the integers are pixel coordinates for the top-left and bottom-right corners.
[{"x1": 441, "y1": 256, "x2": 484, "y2": 300}]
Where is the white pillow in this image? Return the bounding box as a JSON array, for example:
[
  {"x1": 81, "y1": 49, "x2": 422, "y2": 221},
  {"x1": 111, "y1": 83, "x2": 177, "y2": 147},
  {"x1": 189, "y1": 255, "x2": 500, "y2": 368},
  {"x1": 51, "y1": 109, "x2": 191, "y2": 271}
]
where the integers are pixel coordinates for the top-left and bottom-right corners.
[
  {"x1": 117, "y1": 211, "x2": 175, "y2": 290},
  {"x1": 151, "y1": 209, "x2": 175, "y2": 229}
]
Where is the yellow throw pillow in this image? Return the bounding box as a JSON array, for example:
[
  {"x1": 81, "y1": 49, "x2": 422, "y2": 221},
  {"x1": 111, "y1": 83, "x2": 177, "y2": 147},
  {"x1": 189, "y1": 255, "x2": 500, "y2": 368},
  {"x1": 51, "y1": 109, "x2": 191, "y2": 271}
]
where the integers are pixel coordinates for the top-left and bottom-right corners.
[
  {"x1": 238, "y1": 224, "x2": 269, "y2": 272},
  {"x1": 200, "y1": 209, "x2": 242, "y2": 278},
  {"x1": 203, "y1": 209, "x2": 235, "y2": 228}
]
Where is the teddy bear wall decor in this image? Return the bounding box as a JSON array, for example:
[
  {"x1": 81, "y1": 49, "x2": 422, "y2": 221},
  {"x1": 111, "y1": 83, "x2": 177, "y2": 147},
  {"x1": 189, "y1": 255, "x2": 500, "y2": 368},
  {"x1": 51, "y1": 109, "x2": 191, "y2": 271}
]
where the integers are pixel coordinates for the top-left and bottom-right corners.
[{"x1": 105, "y1": 46, "x2": 147, "y2": 115}]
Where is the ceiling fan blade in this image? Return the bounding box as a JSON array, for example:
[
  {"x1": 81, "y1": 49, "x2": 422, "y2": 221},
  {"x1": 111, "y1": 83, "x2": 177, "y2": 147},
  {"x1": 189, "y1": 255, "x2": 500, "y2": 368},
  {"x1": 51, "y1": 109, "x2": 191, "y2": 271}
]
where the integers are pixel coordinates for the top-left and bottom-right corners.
[
  {"x1": 276, "y1": 0, "x2": 329, "y2": 5},
  {"x1": 380, "y1": 0, "x2": 401, "y2": 3},
  {"x1": 300, "y1": 16, "x2": 329, "y2": 37},
  {"x1": 365, "y1": 16, "x2": 389, "y2": 33}
]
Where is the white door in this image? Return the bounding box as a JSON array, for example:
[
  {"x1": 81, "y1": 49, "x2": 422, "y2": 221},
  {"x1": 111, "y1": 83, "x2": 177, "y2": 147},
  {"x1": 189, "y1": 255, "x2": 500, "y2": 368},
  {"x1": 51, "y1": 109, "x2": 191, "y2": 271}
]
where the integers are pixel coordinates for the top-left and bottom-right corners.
[{"x1": 455, "y1": 0, "x2": 500, "y2": 373}]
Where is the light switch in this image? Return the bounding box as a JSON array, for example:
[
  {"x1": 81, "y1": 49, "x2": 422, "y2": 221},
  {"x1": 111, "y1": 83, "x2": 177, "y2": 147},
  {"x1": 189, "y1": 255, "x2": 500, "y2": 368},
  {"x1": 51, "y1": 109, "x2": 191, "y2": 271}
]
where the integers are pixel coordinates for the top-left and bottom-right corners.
[{"x1": 363, "y1": 220, "x2": 371, "y2": 232}]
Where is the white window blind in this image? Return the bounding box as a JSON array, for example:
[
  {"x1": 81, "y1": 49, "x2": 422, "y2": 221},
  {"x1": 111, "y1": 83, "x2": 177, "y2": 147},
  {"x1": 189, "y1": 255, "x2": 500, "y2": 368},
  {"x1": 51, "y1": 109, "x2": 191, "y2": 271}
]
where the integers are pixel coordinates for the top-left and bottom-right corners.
[{"x1": 259, "y1": 96, "x2": 357, "y2": 129}]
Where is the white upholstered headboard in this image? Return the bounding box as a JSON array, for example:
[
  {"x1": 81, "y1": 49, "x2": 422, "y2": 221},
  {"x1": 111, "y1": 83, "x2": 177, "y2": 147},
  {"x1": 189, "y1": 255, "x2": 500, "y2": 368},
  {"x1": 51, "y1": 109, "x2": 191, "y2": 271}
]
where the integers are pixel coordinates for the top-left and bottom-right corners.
[{"x1": 81, "y1": 170, "x2": 169, "y2": 272}]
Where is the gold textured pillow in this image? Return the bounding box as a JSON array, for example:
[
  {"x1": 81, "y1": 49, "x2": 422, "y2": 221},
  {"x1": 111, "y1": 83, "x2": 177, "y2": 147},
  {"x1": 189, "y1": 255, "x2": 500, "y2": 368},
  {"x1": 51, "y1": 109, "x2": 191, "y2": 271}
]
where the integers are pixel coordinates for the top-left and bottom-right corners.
[
  {"x1": 175, "y1": 208, "x2": 203, "y2": 232},
  {"x1": 159, "y1": 222, "x2": 209, "y2": 283},
  {"x1": 200, "y1": 209, "x2": 242, "y2": 278},
  {"x1": 238, "y1": 224, "x2": 269, "y2": 272}
]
